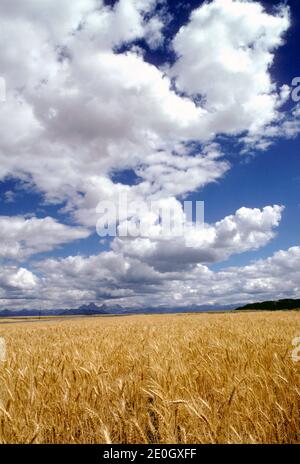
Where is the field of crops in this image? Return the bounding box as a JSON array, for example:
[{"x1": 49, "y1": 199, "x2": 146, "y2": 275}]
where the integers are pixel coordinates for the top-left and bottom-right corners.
[{"x1": 0, "y1": 311, "x2": 299, "y2": 444}]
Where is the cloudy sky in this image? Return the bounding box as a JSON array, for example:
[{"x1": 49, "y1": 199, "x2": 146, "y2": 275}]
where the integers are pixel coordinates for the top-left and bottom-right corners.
[{"x1": 0, "y1": 0, "x2": 300, "y2": 310}]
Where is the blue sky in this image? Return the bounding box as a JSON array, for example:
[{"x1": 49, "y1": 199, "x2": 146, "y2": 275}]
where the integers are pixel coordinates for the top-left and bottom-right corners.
[{"x1": 0, "y1": 0, "x2": 300, "y2": 309}]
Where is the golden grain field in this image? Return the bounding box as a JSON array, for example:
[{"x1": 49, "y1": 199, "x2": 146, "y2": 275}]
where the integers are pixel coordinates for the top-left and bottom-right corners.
[{"x1": 0, "y1": 311, "x2": 299, "y2": 444}]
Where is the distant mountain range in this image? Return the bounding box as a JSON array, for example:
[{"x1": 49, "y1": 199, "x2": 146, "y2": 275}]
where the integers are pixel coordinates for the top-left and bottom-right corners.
[
  {"x1": 0, "y1": 302, "x2": 236, "y2": 317},
  {"x1": 236, "y1": 298, "x2": 300, "y2": 311},
  {"x1": 1, "y1": 298, "x2": 299, "y2": 317},
  {"x1": 0, "y1": 302, "x2": 120, "y2": 318}
]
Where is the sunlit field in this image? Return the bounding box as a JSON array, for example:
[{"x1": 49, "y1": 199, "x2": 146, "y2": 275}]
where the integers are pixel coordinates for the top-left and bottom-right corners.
[{"x1": 0, "y1": 311, "x2": 299, "y2": 444}]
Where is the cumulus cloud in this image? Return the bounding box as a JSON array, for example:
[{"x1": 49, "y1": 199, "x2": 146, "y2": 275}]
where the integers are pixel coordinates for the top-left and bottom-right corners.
[
  {"x1": 0, "y1": 204, "x2": 278, "y2": 309},
  {"x1": 5, "y1": 242, "x2": 299, "y2": 311},
  {"x1": 112, "y1": 205, "x2": 284, "y2": 271},
  {"x1": 242, "y1": 104, "x2": 300, "y2": 151},
  {"x1": 0, "y1": 0, "x2": 293, "y2": 218},
  {"x1": 0, "y1": 216, "x2": 90, "y2": 260},
  {"x1": 198, "y1": 245, "x2": 300, "y2": 305},
  {"x1": 170, "y1": 0, "x2": 290, "y2": 136},
  {"x1": 0, "y1": 265, "x2": 38, "y2": 307},
  {"x1": 0, "y1": 266, "x2": 38, "y2": 291}
]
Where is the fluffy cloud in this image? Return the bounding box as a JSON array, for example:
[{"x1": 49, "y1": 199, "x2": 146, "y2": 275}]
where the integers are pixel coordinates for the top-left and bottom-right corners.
[
  {"x1": 0, "y1": 266, "x2": 38, "y2": 291},
  {"x1": 0, "y1": 204, "x2": 279, "y2": 309},
  {"x1": 0, "y1": 0, "x2": 293, "y2": 217},
  {"x1": 170, "y1": 0, "x2": 290, "y2": 136},
  {"x1": 0, "y1": 265, "x2": 38, "y2": 306},
  {"x1": 242, "y1": 104, "x2": 300, "y2": 151},
  {"x1": 198, "y1": 245, "x2": 300, "y2": 305},
  {"x1": 0, "y1": 202, "x2": 294, "y2": 309},
  {"x1": 4, "y1": 242, "x2": 299, "y2": 311},
  {"x1": 0, "y1": 216, "x2": 90, "y2": 260},
  {"x1": 112, "y1": 205, "x2": 284, "y2": 271}
]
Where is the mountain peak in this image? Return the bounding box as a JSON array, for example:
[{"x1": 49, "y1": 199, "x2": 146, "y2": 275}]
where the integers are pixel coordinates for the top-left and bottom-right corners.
[{"x1": 79, "y1": 302, "x2": 102, "y2": 311}]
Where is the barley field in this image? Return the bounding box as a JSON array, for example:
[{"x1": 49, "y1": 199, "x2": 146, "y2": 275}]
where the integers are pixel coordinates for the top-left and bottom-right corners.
[{"x1": 0, "y1": 311, "x2": 299, "y2": 444}]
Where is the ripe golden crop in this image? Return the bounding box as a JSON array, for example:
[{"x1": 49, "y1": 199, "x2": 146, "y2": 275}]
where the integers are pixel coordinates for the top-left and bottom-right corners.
[{"x1": 0, "y1": 311, "x2": 299, "y2": 444}]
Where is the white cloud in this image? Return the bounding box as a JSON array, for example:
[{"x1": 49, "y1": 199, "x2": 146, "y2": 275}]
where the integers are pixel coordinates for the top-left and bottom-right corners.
[
  {"x1": 0, "y1": 265, "x2": 38, "y2": 304},
  {"x1": 0, "y1": 216, "x2": 90, "y2": 260},
  {"x1": 203, "y1": 245, "x2": 300, "y2": 304},
  {"x1": 4, "y1": 204, "x2": 279, "y2": 309},
  {"x1": 0, "y1": 0, "x2": 292, "y2": 221},
  {"x1": 242, "y1": 104, "x2": 300, "y2": 151},
  {"x1": 113, "y1": 205, "x2": 284, "y2": 271},
  {"x1": 1, "y1": 206, "x2": 299, "y2": 309},
  {"x1": 144, "y1": 15, "x2": 165, "y2": 49},
  {"x1": 4, "y1": 241, "x2": 297, "y2": 311},
  {"x1": 170, "y1": 0, "x2": 290, "y2": 135},
  {"x1": 0, "y1": 266, "x2": 38, "y2": 290}
]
